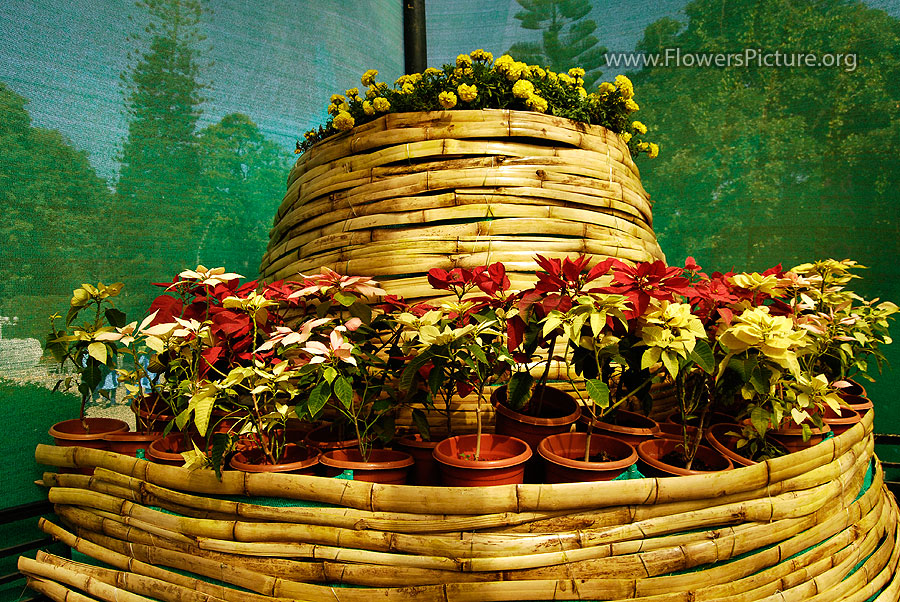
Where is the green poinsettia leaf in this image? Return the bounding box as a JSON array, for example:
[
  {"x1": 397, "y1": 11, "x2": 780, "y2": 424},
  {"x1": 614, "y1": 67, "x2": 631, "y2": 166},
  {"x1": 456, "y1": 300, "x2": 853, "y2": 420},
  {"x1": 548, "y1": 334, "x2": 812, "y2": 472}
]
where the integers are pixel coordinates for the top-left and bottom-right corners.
[
  {"x1": 334, "y1": 376, "x2": 353, "y2": 409},
  {"x1": 307, "y1": 380, "x2": 330, "y2": 417},
  {"x1": 585, "y1": 379, "x2": 610, "y2": 408}
]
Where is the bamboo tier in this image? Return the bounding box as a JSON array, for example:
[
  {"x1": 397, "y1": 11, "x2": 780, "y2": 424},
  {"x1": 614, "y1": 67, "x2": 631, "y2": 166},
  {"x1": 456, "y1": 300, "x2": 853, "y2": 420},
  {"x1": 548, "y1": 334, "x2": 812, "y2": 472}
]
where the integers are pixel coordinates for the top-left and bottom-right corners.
[
  {"x1": 22, "y1": 410, "x2": 900, "y2": 601},
  {"x1": 260, "y1": 110, "x2": 665, "y2": 302}
]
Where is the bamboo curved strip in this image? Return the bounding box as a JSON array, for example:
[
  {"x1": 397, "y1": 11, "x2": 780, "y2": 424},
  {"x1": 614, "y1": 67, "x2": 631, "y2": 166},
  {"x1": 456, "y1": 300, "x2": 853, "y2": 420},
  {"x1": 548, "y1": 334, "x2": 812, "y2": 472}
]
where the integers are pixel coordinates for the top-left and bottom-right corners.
[
  {"x1": 260, "y1": 110, "x2": 666, "y2": 302},
  {"x1": 22, "y1": 409, "x2": 900, "y2": 600}
]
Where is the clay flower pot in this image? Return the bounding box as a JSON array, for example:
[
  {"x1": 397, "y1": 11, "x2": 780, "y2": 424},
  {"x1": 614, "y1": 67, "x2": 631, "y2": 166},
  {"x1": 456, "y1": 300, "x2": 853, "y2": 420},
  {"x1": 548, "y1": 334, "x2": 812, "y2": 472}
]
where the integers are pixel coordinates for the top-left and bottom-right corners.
[
  {"x1": 304, "y1": 424, "x2": 360, "y2": 452},
  {"x1": 147, "y1": 433, "x2": 192, "y2": 466},
  {"x1": 767, "y1": 421, "x2": 831, "y2": 455},
  {"x1": 49, "y1": 418, "x2": 129, "y2": 450},
  {"x1": 230, "y1": 444, "x2": 320, "y2": 475},
  {"x1": 705, "y1": 423, "x2": 756, "y2": 467},
  {"x1": 578, "y1": 410, "x2": 660, "y2": 447},
  {"x1": 395, "y1": 434, "x2": 441, "y2": 485},
  {"x1": 491, "y1": 385, "x2": 582, "y2": 453},
  {"x1": 637, "y1": 438, "x2": 732, "y2": 477},
  {"x1": 538, "y1": 432, "x2": 637, "y2": 483},
  {"x1": 319, "y1": 449, "x2": 414, "y2": 484},
  {"x1": 102, "y1": 432, "x2": 162, "y2": 457},
  {"x1": 131, "y1": 395, "x2": 174, "y2": 433},
  {"x1": 822, "y1": 406, "x2": 861, "y2": 436},
  {"x1": 839, "y1": 394, "x2": 873, "y2": 416},
  {"x1": 838, "y1": 379, "x2": 868, "y2": 399},
  {"x1": 432, "y1": 434, "x2": 532, "y2": 487}
]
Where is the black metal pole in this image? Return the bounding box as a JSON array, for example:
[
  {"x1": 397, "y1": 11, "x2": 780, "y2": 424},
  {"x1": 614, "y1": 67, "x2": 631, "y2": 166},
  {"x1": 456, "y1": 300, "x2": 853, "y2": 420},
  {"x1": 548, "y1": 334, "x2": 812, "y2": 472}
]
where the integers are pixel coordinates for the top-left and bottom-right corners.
[{"x1": 403, "y1": 0, "x2": 427, "y2": 74}]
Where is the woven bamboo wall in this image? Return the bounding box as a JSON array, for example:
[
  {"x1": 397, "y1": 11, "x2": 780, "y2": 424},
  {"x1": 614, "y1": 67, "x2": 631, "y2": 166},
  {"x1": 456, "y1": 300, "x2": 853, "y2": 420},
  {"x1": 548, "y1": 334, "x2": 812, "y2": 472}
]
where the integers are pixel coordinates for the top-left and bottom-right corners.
[
  {"x1": 260, "y1": 109, "x2": 665, "y2": 301},
  {"x1": 22, "y1": 410, "x2": 900, "y2": 601}
]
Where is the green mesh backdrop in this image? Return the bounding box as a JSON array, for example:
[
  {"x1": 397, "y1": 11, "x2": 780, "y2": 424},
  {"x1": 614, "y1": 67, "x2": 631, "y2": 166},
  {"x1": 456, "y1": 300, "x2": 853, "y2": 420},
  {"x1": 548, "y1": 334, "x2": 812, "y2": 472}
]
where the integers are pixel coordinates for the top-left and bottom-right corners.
[{"x1": 1, "y1": 0, "x2": 899, "y2": 511}]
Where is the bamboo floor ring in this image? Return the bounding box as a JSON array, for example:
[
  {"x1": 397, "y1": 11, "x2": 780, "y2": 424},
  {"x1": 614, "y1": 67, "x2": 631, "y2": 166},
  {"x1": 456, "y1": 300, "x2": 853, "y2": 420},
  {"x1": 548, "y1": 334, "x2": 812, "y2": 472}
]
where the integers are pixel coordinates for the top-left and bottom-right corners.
[
  {"x1": 260, "y1": 110, "x2": 666, "y2": 302},
  {"x1": 23, "y1": 409, "x2": 900, "y2": 600}
]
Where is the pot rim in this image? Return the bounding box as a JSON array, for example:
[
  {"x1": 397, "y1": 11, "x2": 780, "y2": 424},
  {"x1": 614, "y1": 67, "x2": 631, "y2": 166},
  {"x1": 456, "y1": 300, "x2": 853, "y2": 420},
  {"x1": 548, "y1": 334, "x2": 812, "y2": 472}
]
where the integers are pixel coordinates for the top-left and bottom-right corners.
[
  {"x1": 49, "y1": 417, "x2": 130, "y2": 441},
  {"x1": 319, "y1": 448, "x2": 414, "y2": 470},
  {"x1": 582, "y1": 409, "x2": 660, "y2": 436},
  {"x1": 637, "y1": 438, "x2": 733, "y2": 475},
  {"x1": 433, "y1": 434, "x2": 532, "y2": 470},
  {"x1": 538, "y1": 432, "x2": 637, "y2": 471},
  {"x1": 230, "y1": 443, "x2": 321, "y2": 473},
  {"x1": 492, "y1": 384, "x2": 582, "y2": 427}
]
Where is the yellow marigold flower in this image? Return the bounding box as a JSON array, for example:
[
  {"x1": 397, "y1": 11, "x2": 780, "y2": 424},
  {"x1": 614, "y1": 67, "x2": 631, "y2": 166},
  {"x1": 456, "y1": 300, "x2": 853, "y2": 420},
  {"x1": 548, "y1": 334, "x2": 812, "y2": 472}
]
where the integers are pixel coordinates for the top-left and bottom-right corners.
[
  {"x1": 531, "y1": 66, "x2": 546, "y2": 78},
  {"x1": 395, "y1": 74, "x2": 410, "y2": 86},
  {"x1": 438, "y1": 90, "x2": 457, "y2": 109},
  {"x1": 639, "y1": 141, "x2": 650, "y2": 151},
  {"x1": 345, "y1": 88, "x2": 359, "y2": 98},
  {"x1": 558, "y1": 73, "x2": 574, "y2": 85},
  {"x1": 512, "y1": 79, "x2": 535, "y2": 99},
  {"x1": 456, "y1": 54, "x2": 473, "y2": 68},
  {"x1": 327, "y1": 103, "x2": 340, "y2": 116},
  {"x1": 576, "y1": 86, "x2": 587, "y2": 98},
  {"x1": 304, "y1": 130, "x2": 314, "y2": 140},
  {"x1": 547, "y1": 70, "x2": 559, "y2": 83},
  {"x1": 424, "y1": 67, "x2": 441, "y2": 76},
  {"x1": 457, "y1": 83, "x2": 477, "y2": 102},
  {"x1": 294, "y1": 141, "x2": 302, "y2": 154},
  {"x1": 331, "y1": 94, "x2": 346, "y2": 104},
  {"x1": 621, "y1": 132, "x2": 632, "y2": 143},
  {"x1": 526, "y1": 93, "x2": 548, "y2": 113},
  {"x1": 494, "y1": 54, "x2": 515, "y2": 70},
  {"x1": 506, "y1": 61, "x2": 527, "y2": 81},
  {"x1": 333, "y1": 111, "x2": 354, "y2": 131},
  {"x1": 648, "y1": 142, "x2": 659, "y2": 158},
  {"x1": 365, "y1": 86, "x2": 379, "y2": 99},
  {"x1": 362, "y1": 100, "x2": 375, "y2": 116},
  {"x1": 409, "y1": 72, "x2": 422, "y2": 83},
  {"x1": 575, "y1": 77, "x2": 585, "y2": 87},
  {"x1": 568, "y1": 67, "x2": 586, "y2": 78},
  {"x1": 632, "y1": 120, "x2": 648, "y2": 134},
  {"x1": 372, "y1": 96, "x2": 390, "y2": 112},
  {"x1": 598, "y1": 81, "x2": 615, "y2": 95},
  {"x1": 339, "y1": 101, "x2": 350, "y2": 112},
  {"x1": 625, "y1": 98, "x2": 640, "y2": 112},
  {"x1": 614, "y1": 74, "x2": 634, "y2": 99},
  {"x1": 401, "y1": 82, "x2": 415, "y2": 94},
  {"x1": 470, "y1": 48, "x2": 493, "y2": 63},
  {"x1": 453, "y1": 66, "x2": 473, "y2": 78},
  {"x1": 361, "y1": 69, "x2": 378, "y2": 86}
]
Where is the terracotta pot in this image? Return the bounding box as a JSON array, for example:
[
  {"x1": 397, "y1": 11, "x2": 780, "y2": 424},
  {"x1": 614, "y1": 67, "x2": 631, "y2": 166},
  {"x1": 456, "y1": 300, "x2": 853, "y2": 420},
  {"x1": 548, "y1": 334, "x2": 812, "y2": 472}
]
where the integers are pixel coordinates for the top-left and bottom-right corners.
[
  {"x1": 666, "y1": 411, "x2": 736, "y2": 427},
  {"x1": 304, "y1": 424, "x2": 360, "y2": 452},
  {"x1": 578, "y1": 410, "x2": 660, "y2": 447},
  {"x1": 319, "y1": 449, "x2": 413, "y2": 484},
  {"x1": 492, "y1": 385, "x2": 582, "y2": 452},
  {"x1": 102, "y1": 432, "x2": 162, "y2": 457},
  {"x1": 705, "y1": 423, "x2": 756, "y2": 467},
  {"x1": 49, "y1": 418, "x2": 129, "y2": 449},
  {"x1": 432, "y1": 434, "x2": 532, "y2": 487},
  {"x1": 538, "y1": 433, "x2": 637, "y2": 483},
  {"x1": 395, "y1": 434, "x2": 441, "y2": 485},
  {"x1": 131, "y1": 394, "x2": 175, "y2": 433},
  {"x1": 822, "y1": 406, "x2": 861, "y2": 436},
  {"x1": 767, "y1": 421, "x2": 831, "y2": 455},
  {"x1": 838, "y1": 379, "x2": 867, "y2": 399},
  {"x1": 839, "y1": 394, "x2": 873, "y2": 416},
  {"x1": 230, "y1": 444, "x2": 320, "y2": 475},
  {"x1": 147, "y1": 433, "x2": 192, "y2": 466},
  {"x1": 656, "y1": 421, "x2": 700, "y2": 442},
  {"x1": 637, "y1": 438, "x2": 733, "y2": 477}
]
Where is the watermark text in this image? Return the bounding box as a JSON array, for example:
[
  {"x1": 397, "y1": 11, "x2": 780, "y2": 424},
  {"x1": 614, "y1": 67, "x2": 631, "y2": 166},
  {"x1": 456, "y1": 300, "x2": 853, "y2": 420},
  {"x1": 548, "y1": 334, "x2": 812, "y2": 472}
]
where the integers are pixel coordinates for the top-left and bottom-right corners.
[{"x1": 606, "y1": 48, "x2": 857, "y2": 72}]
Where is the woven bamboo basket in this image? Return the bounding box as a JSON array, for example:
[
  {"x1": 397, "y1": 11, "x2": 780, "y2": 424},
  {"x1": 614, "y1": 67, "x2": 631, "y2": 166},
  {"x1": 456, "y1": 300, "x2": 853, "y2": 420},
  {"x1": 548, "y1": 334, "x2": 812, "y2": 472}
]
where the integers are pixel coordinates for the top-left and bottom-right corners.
[
  {"x1": 260, "y1": 109, "x2": 665, "y2": 302},
  {"x1": 22, "y1": 409, "x2": 900, "y2": 601}
]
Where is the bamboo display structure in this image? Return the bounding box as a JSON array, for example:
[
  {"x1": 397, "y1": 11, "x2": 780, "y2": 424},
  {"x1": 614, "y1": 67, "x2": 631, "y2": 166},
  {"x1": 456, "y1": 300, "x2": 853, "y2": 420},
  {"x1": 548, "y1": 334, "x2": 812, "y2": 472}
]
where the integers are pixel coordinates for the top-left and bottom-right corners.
[
  {"x1": 20, "y1": 410, "x2": 900, "y2": 601},
  {"x1": 260, "y1": 110, "x2": 665, "y2": 301}
]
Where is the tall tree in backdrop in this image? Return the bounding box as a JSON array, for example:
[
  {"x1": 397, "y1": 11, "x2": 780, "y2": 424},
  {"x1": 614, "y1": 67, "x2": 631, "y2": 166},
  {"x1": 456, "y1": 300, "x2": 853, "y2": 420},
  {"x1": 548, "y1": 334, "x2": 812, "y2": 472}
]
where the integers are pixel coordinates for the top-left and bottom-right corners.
[
  {"x1": 506, "y1": 0, "x2": 607, "y2": 88},
  {"x1": 116, "y1": 0, "x2": 208, "y2": 282},
  {"x1": 631, "y1": 0, "x2": 900, "y2": 402},
  {"x1": 195, "y1": 113, "x2": 290, "y2": 275},
  {"x1": 0, "y1": 83, "x2": 114, "y2": 337}
]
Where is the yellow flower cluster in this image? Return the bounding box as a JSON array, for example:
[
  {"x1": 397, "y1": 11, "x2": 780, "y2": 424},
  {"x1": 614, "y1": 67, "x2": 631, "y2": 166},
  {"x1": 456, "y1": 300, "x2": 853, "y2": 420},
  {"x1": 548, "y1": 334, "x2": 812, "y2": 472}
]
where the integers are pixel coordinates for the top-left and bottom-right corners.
[
  {"x1": 300, "y1": 50, "x2": 659, "y2": 160},
  {"x1": 457, "y1": 83, "x2": 477, "y2": 102},
  {"x1": 438, "y1": 91, "x2": 457, "y2": 109},
  {"x1": 361, "y1": 69, "x2": 378, "y2": 87}
]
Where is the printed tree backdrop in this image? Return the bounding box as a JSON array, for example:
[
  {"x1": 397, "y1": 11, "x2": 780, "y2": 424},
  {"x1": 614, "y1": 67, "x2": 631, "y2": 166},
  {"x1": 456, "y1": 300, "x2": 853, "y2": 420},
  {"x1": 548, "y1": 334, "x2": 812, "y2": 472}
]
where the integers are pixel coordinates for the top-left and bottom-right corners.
[{"x1": 0, "y1": 0, "x2": 898, "y2": 481}]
